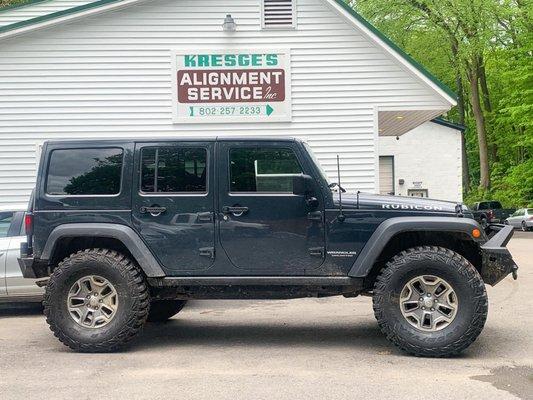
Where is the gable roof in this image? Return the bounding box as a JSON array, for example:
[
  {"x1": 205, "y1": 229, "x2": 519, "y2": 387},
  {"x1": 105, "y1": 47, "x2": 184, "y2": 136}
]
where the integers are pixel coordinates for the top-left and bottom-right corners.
[{"x1": 0, "y1": 0, "x2": 456, "y2": 104}]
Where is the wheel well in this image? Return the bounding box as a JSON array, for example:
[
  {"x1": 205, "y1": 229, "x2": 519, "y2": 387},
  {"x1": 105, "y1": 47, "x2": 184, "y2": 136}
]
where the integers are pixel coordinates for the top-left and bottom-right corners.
[
  {"x1": 49, "y1": 236, "x2": 137, "y2": 270},
  {"x1": 364, "y1": 231, "x2": 482, "y2": 290}
]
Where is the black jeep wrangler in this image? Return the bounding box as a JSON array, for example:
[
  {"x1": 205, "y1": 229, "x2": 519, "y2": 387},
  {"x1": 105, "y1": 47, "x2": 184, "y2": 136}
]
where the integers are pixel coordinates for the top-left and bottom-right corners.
[{"x1": 19, "y1": 137, "x2": 518, "y2": 356}]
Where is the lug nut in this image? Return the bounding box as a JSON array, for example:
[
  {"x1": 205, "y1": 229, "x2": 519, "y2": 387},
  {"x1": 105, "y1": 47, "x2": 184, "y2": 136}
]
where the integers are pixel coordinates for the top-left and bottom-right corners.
[
  {"x1": 431, "y1": 308, "x2": 435, "y2": 311},
  {"x1": 419, "y1": 297, "x2": 423, "y2": 301},
  {"x1": 426, "y1": 293, "x2": 431, "y2": 297},
  {"x1": 99, "y1": 299, "x2": 103, "y2": 303},
  {"x1": 422, "y1": 307, "x2": 426, "y2": 310}
]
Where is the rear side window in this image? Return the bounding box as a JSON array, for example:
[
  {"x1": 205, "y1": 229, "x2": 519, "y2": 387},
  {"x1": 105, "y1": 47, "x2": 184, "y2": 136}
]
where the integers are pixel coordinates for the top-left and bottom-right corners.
[
  {"x1": 0, "y1": 211, "x2": 13, "y2": 237},
  {"x1": 230, "y1": 147, "x2": 302, "y2": 192},
  {"x1": 46, "y1": 148, "x2": 123, "y2": 196},
  {"x1": 140, "y1": 147, "x2": 207, "y2": 193}
]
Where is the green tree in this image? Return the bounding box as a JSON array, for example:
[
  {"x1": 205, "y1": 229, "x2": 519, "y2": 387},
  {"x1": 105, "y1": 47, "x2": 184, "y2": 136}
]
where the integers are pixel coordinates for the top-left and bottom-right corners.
[{"x1": 353, "y1": 0, "x2": 532, "y2": 206}]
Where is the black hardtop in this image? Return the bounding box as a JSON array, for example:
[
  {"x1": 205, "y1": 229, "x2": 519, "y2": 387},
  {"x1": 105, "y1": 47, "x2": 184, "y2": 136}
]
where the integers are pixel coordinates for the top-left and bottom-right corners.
[{"x1": 42, "y1": 136, "x2": 302, "y2": 147}]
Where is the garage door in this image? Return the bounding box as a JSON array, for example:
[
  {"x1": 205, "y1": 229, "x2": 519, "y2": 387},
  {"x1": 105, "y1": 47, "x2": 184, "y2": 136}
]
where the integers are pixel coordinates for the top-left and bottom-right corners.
[{"x1": 379, "y1": 156, "x2": 394, "y2": 195}]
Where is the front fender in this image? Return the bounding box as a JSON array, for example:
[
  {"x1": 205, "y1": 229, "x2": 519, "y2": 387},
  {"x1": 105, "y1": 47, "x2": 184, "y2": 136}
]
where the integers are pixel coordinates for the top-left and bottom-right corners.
[
  {"x1": 348, "y1": 217, "x2": 484, "y2": 278},
  {"x1": 41, "y1": 223, "x2": 165, "y2": 278}
]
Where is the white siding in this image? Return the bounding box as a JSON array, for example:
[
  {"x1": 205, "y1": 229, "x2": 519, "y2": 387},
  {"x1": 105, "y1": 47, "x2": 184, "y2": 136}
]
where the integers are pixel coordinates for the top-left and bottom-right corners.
[
  {"x1": 379, "y1": 122, "x2": 463, "y2": 202},
  {"x1": 0, "y1": 0, "x2": 97, "y2": 27},
  {"x1": 0, "y1": 0, "x2": 450, "y2": 207}
]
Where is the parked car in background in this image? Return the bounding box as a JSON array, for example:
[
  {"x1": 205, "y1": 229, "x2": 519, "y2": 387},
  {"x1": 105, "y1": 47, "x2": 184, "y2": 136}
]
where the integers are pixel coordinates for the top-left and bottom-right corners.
[
  {"x1": 505, "y1": 209, "x2": 533, "y2": 231},
  {"x1": 0, "y1": 206, "x2": 43, "y2": 303},
  {"x1": 471, "y1": 201, "x2": 515, "y2": 227}
]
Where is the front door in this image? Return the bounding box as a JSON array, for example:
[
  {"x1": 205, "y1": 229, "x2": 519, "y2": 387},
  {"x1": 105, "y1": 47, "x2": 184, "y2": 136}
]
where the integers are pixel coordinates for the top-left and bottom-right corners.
[
  {"x1": 217, "y1": 141, "x2": 325, "y2": 274},
  {"x1": 132, "y1": 142, "x2": 215, "y2": 275}
]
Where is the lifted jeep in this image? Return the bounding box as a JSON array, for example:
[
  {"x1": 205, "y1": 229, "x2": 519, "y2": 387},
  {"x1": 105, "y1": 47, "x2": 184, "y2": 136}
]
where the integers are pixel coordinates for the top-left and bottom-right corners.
[{"x1": 19, "y1": 137, "x2": 518, "y2": 356}]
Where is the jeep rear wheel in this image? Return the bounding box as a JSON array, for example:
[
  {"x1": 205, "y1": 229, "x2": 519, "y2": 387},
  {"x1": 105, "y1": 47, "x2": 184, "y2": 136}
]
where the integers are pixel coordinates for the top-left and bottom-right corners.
[
  {"x1": 44, "y1": 249, "x2": 150, "y2": 353},
  {"x1": 373, "y1": 246, "x2": 488, "y2": 357},
  {"x1": 147, "y1": 300, "x2": 187, "y2": 322}
]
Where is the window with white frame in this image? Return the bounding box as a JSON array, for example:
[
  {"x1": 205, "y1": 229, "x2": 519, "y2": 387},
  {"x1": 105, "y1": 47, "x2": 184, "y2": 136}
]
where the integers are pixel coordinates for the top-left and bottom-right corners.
[{"x1": 261, "y1": 0, "x2": 297, "y2": 29}]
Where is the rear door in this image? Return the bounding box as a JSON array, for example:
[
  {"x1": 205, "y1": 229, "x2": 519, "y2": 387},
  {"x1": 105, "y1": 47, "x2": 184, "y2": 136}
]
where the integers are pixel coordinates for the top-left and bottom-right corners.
[
  {"x1": 131, "y1": 142, "x2": 215, "y2": 275},
  {"x1": 217, "y1": 141, "x2": 325, "y2": 274}
]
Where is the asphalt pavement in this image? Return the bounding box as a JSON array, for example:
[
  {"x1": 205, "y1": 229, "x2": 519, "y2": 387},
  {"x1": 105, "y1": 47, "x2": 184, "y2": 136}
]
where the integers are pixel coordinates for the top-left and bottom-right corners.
[{"x1": 0, "y1": 231, "x2": 532, "y2": 400}]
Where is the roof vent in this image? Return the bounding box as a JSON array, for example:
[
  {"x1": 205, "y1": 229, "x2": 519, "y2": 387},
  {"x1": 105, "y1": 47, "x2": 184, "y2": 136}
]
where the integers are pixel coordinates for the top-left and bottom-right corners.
[{"x1": 262, "y1": 0, "x2": 296, "y2": 29}]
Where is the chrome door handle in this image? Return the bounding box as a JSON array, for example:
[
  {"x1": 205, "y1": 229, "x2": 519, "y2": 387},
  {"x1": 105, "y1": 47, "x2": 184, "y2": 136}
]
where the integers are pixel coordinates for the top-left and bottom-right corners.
[
  {"x1": 222, "y1": 206, "x2": 249, "y2": 217},
  {"x1": 140, "y1": 206, "x2": 167, "y2": 217}
]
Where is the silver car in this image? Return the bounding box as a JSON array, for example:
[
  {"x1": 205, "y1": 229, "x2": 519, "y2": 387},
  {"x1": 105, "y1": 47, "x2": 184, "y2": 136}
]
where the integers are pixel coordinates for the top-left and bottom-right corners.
[
  {"x1": 505, "y1": 208, "x2": 533, "y2": 232},
  {"x1": 0, "y1": 207, "x2": 43, "y2": 303}
]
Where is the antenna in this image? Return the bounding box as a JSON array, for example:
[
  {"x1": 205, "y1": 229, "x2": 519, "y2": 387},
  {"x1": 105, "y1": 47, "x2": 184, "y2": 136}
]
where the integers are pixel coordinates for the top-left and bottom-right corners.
[{"x1": 337, "y1": 155, "x2": 345, "y2": 222}]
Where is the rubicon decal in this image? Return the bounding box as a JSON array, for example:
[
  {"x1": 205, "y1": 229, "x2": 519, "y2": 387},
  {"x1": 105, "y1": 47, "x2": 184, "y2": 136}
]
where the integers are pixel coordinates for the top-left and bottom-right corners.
[{"x1": 382, "y1": 204, "x2": 444, "y2": 211}]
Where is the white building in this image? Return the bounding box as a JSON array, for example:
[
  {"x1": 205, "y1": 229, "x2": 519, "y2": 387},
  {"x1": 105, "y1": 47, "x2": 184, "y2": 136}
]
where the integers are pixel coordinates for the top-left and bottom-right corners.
[
  {"x1": 378, "y1": 118, "x2": 465, "y2": 202},
  {"x1": 0, "y1": 0, "x2": 458, "y2": 208}
]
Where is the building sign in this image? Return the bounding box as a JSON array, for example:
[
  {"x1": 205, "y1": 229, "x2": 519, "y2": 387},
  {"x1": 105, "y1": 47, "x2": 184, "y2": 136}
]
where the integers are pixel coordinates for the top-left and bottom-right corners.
[{"x1": 172, "y1": 49, "x2": 291, "y2": 123}]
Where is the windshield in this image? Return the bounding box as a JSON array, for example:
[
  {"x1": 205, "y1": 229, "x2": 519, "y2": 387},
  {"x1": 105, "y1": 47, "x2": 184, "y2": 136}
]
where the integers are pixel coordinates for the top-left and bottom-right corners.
[{"x1": 303, "y1": 143, "x2": 331, "y2": 186}]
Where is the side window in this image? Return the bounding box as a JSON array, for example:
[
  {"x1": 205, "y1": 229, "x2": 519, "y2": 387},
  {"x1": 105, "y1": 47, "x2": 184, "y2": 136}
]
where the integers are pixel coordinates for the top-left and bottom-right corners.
[
  {"x1": 140, "y1": 147, "x2": 207, "y2": 193},
  {"x1": 230, "y1": 147, "x2": 302, "y2": 193},
  {"x1": 0, "y1": 211, "x2": 14, "y2": 237},
  {"x1": 46, "y1": 148, "x2": 123, "y2": 195}
]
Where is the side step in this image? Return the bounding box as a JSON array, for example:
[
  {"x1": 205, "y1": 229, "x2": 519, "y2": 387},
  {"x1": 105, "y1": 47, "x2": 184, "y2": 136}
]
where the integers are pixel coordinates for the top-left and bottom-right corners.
[{"x1": 148, "y1": 276, "x2": 362, "y2": 287}]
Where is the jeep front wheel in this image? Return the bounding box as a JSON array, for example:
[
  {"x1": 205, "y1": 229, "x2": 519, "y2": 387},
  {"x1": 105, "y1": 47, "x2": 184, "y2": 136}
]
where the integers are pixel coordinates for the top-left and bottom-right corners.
[
  {"x1": 373, "y1": 246, "x2": 488, "y2": 357},
  {"x1": 44, "y1": 249, "x2": 150, "y2": 353},
  {"x1": 147, "y1": 300, "x2": 187, "y2": 322}
]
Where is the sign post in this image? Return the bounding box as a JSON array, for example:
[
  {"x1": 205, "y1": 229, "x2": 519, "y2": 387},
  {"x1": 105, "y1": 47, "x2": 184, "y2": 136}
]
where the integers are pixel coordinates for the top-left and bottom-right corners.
[{"x1": 172, "y1": 49, "x2": 291, "y2": 123}]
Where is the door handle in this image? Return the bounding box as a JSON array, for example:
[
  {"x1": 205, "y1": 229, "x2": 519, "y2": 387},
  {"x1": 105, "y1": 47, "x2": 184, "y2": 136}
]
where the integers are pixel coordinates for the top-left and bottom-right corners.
[
  {"x1": 222, "y1": 206, "x2": 249, "y2": 217},
  {"x1": 139, "y1": 205, "x2": 167, "y2": 216}
]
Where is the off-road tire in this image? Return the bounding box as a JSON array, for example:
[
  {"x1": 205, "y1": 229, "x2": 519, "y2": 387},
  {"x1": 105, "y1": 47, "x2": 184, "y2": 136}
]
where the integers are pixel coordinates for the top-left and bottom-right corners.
[
  {"x1": 373, "y1": 246, "x2": 488, "y2": 357},
  {"x1": 147, "y1": 300, "x2": 187, "y2": 322},
  {"x1": 43, "y1": 249, "x2": 150, "y2": 353},
  {"x1": 521, "y1": 221, "x2": 528, "y2": 232}
]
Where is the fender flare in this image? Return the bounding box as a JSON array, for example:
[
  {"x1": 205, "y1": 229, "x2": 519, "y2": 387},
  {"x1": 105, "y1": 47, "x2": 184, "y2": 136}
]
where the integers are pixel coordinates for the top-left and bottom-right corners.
[
  {"x1": 41, "y1": 223, "x2": 165, "y2": 278},
  {"x1": 348, "y1": 217, "x2": 483, "y2": 278}
]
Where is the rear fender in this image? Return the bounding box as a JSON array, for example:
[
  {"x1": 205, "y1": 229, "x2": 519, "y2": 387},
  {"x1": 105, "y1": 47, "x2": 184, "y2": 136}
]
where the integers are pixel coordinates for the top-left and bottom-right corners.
[{"x1": 41, "y1": 223, "x2": 165, "y2": 277}]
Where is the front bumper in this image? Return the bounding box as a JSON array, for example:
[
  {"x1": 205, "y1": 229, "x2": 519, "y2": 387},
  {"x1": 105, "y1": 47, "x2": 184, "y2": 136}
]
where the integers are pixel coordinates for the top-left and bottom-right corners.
[{"x1": 480, "y1": 225, "x2": 519, "y2": 286}]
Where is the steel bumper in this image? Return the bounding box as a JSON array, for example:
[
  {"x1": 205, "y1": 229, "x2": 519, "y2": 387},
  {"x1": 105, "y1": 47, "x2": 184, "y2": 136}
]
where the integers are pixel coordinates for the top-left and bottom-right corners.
[
  {"x1": 18, "y1": 257, "x2": 49, "y2": 279},
  {"x1": 480, "y1": 225, "x2": 518, "y2": 286}
]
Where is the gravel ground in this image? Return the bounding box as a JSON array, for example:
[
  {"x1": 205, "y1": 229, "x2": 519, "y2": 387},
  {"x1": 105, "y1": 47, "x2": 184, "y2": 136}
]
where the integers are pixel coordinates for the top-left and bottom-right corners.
[{"x1": 0, "y1": 231, "x2": 532, "y2": 400}]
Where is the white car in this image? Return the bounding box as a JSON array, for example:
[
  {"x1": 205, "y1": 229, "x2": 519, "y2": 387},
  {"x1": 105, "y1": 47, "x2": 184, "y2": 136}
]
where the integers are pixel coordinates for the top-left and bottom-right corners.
[
  {"x1": 0, "y1": 206, "x2": 44, "y2": 303},
  {"x1": 505, "y1": 208, "x2": 533, "y2": 232}
]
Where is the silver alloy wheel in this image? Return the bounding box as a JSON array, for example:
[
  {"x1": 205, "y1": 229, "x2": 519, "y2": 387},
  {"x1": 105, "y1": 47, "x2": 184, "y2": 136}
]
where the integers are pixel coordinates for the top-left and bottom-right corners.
[
  {"x1": 67, "y1": 275, "x2": 119, "y2": 328},
  {"x1": 399, "y1": 275, "x2": 458, "y2": 332}
]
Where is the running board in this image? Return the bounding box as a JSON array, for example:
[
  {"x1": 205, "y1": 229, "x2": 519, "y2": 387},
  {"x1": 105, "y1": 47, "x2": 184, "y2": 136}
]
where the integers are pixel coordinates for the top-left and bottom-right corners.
[{"x1": 148, "y1": 276, "x2": 362, "y2": 287}]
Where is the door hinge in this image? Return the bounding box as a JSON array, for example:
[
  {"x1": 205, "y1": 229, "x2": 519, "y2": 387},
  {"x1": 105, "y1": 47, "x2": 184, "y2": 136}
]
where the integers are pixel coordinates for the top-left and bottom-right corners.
[
  {"x1": 197, "y1": 212, "x2": 213, "y2": 222},
  {"x1": 199, "y1": 247, "x2": 215, "y2": 259},
  {"x1": 309, "y1": 247, "x2": 325, "y2": 257},
  {"x1": 307, "y1": 211, "x2": 323, "y2": 221}
]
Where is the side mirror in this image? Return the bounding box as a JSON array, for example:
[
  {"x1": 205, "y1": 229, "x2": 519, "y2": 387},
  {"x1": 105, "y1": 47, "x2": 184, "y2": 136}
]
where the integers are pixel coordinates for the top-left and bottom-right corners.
[{"x1": 293, "y1": 174, "x2": 315, "y2": 196}]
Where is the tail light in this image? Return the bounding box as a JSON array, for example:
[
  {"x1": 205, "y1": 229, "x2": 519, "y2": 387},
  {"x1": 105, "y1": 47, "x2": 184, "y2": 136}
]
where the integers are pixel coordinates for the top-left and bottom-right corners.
[
  {"x1": 529, "y1": 216, "x2": 533, "y2": 221},
  {"x1": 487, "y1": 210, "x2": 494, "y2": 220},
  {"x1": 24, "y1": 213, "x2": 34, "y2": 235}
]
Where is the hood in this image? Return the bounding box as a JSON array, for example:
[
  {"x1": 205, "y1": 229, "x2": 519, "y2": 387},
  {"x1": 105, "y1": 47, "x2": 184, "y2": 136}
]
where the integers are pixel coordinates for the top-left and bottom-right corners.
[{"x1": 334, "y1": 192, "x2": 462, "y2": 214}]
